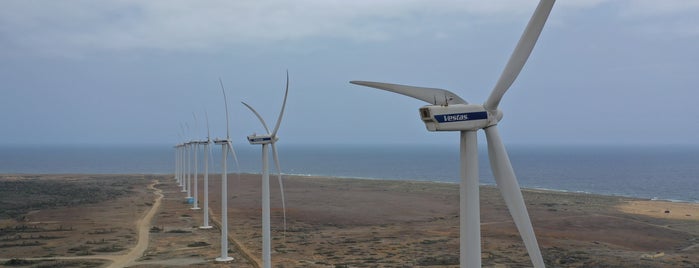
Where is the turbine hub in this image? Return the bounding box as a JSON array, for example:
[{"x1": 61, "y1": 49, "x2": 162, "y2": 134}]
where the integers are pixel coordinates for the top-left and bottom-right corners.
[{"x1": 489, "y1": 109, "x2": 504, "y2": 125}]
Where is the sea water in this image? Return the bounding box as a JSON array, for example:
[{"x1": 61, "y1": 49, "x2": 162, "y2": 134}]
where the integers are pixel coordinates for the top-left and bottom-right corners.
[{"x1": 1, "y1": 144, "x2": 697, "y2": 203}]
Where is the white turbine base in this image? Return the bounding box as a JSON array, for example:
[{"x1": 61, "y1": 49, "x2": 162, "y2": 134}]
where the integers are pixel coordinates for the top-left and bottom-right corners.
[
  {"x1": 215, "y1": 257, "x2": 234, "y2": 262},
  {"x1": 190, "y1": 207, "x2": 201, "y2": 210},
  {"x1": 199, "y1": 225, "x2": 213, "y2": 230}
]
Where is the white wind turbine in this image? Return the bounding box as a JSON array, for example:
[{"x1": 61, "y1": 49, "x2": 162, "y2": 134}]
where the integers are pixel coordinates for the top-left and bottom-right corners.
[
  {"x1": 350, "y1": 1, "x2": 555, "y2": 267},
  {"x1": 214, "y1": 78, "x2": 241, "y2": 262},
  {"x1": 199, "y1": 111, "x2": 214, "y2": 229},
  {"x1": 241, "y1": 72, "x2": 289, "y2": 268}
]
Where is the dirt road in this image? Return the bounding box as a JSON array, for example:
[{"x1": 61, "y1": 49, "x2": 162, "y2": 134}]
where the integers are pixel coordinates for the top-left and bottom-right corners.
[{"x1": 107, "y1": 180, "x2": 164, "y2": 267}]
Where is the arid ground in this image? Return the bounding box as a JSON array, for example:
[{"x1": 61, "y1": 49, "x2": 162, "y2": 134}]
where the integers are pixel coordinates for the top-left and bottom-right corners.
[{"x1": 1, "y1": 174, "x2": 698, "y2": 267}]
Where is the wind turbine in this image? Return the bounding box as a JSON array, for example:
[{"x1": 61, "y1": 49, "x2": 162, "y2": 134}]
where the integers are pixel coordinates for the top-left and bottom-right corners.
[
  {"x1": 199, "y1": 111, "x2": 214, "y2": 229},
  {"x1": 241, "y1": 71, "x2": 289, "y2": 268},
  {"x1": 214, "y1": 78, "x2": 241, "y2": 262},
  {"x1": 350, "y1": 1, "x2": 555, "y2": 267}
]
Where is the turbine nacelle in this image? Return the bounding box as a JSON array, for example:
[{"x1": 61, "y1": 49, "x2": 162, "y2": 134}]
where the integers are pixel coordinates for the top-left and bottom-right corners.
[
  {"x1": 348, "y1": 80, "x2": 502, "y2": 131},
  {"x1": 213, "y1": 138, "x2": 230, "y2": 145},
  {"x1": 247, "y1": 134, "x2": 278, "y2": 145},
  {"x1": 418, "y1": 104, "x2": 503, "y2": 132}
]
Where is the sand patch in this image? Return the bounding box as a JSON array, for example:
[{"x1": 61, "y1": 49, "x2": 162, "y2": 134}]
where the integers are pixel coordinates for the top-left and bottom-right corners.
[{"x1": 617, "y1": 200, "x2": 699, "y2": 221}]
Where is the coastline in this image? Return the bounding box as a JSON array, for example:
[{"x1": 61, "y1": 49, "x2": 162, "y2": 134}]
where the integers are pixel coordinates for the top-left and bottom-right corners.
[
  {"x1": 3, "y1": 144, "x2": 698, "y2": 203},
  {"x1": 262, "y1": 172, "x2": 699, "y2": 205}
]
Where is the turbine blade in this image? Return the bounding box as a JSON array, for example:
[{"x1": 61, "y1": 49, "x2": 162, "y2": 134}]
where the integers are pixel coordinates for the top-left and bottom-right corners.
[
  {"x1": 226, "y1": 141, "x2": 241, "y2": 175},
  {"x1": 208, "y1": 139, "x2": 214, "y2": 167},
  {"x1": 178, "y1": 123, "x2": 186, "y2": 141},
  {"x1": 484, "y1": 0, "x2": 555, "y2": 110},
  {"x1": 176, "y1": 131, "x2": 183, "y2": 142},
  {"x1": 241, "y1": 102, "x2": 271, "y2": 134},
  {"x1": 192, "y1": 112, "x2": 199, "y2": 139},
  {"x1": 205, "y1": 110, "x2": 211, "y2": 141},
  {"x1": 484, "y1": 126, "x2": 544, "y2": 268},
  {"x1": 219, "y1": 78, "x2": 231, "y2": 139},
  {"x1": 272, "y1": 71, "x2": 290, "y2": 137},
  {"x1": 350, "y1": 81, "x2": 467, "y2": 105},
  {"x1": 271, "y1": 143, "x2": 287, "y2": 235}
]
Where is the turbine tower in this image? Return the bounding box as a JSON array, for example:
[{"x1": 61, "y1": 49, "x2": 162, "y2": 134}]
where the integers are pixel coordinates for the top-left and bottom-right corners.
[
  {"x1": 242, "y1": 71, "x2": 289, "y2": 268},
  {"x1": 214, "y1": 78, "x2": 241, "y2": 262},
  {"x1": 174, "y1": 144, "x2": 181, "y2": 186},
  {"x1": 185, "y1": 123, "x2": 194, "y2": 200},
  {"x1": 184, "y1": 140, "x2": 191, "y2": 195},
  {"x1": 179, "y1": 123, "x2": 187, "y2": 192},
  {"x1": 180, "y1": 143, "x2": 186, "y2": 192},
  {"x1": 199, "y1": 111, "x2": 214, "y2": 229},
  {"x1": 350, "y1": 1, "x2": 555, "y2": 267},
  {"x1": 191, "y1": 113, "x2": 201, "y2": 210},
  {"x1": 175, "y1": 127, "x2": 182, "y2": 187}
]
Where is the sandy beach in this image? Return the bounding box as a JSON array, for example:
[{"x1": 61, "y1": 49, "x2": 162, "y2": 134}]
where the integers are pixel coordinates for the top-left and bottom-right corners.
[{"x1": 1, "y1": 174, "x2": 698, "y2": 267}]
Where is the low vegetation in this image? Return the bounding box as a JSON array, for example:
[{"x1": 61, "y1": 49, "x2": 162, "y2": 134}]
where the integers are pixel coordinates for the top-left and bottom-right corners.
[
  {"x1": 0, "y1": 176, "x2": 133, "y2": 219},
  {"x1": 3, "y1": 258, "x2": 37, "y2": 266}
]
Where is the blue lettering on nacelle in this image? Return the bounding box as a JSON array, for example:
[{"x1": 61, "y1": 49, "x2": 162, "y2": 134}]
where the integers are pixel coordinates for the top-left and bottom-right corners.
[
  {"x1": 435, "y1": 111, "x2": 488, "y2": 123},
  {"x1": 249, "y1": 137, "x2": 272, "y2": 142}
]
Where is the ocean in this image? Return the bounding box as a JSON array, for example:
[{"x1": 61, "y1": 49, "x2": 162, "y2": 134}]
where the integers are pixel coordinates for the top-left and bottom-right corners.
[{"x1": 1, "y1": 144, "x2": 698, "y2": 203}]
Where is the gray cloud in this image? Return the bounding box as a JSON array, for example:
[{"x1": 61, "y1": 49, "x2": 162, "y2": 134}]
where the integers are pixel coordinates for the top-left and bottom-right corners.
[{"x1": 0, "y1": 0, "x2": 652, "y2": 57}]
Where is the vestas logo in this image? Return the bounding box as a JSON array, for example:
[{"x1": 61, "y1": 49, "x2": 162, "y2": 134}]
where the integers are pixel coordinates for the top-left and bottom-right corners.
[
  {"x1": 435, "y1": 111, "x2": 488, "y2": 123},
  {"x1": 248, "y1": 137, "x2": 272, "y2": 142}
]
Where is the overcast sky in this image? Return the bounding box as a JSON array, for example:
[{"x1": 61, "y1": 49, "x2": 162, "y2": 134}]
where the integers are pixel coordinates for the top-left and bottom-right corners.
[{"x1": 1, "y1": 0, "x2": 698, "y2": 146}]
